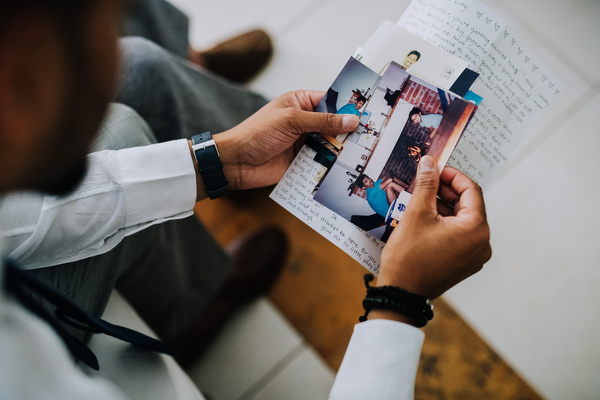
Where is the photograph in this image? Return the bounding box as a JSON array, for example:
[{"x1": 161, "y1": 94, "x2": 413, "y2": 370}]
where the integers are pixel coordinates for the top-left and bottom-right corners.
[
  {"x1": 303, "y1": 57, "x2": 381, "y2": 190},
  {"x1": 310, "y1": 56, "x2": 381, "y2": 150},
  {"x1": 356, "y1": 21, "x2": 477, "y2": 95},
  {"x1": 313, "y1": 61, "x2": 477, "y2": 241}
]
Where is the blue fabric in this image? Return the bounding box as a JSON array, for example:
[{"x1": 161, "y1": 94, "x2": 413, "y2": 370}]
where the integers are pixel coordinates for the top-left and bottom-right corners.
[
  {"x1": 420, "y1": 113, "x2": 443, "y2": 129},
  {"x1": 336, "y1": 103, "x2": 361, "y2": 116},
  {"x1": 366, "y1": 179, "x2": 390, "y2": 217}
]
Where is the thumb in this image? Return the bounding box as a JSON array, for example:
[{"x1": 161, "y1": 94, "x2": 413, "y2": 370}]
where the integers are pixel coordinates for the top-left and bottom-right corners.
[
  {"x1": 294, "y1": 110, "x2": 359, "y2": 136},
  {"x1": 409, "y1": 156, "x2": 440, "y2": 214}
]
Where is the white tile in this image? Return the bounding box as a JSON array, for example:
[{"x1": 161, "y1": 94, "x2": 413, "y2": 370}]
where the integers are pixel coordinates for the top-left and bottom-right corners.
[
  {"x1": 186, "y1": 298, "x2": 303, "y2": 400},
  {"x1": 246, "y1": 347, "x2": 335, "y2": 400},
  {"x1": 444, "y1": 93, "x2": 600, "y2": 400},
  {"x1": 250, "y1": 0, "x2": 414, "y2": 99},
  {"x1": 86, "y1": 292, "x2": 206, "y2": 400},
  {"x1": 167, "y1": 0, "x2": 322, "y2": 49}
]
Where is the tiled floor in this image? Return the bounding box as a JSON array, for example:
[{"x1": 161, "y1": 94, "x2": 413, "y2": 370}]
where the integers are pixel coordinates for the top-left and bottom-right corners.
[
  {"x1": 187, "y1": 299, "x2": 335, "y2": 400},
  {"x1": 170, "y1": 0, "x2": 600, "y2": 399}
]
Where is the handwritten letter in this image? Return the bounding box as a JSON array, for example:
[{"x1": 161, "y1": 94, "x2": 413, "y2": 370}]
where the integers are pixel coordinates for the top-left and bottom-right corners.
[
  {"x1": 398, "y1": 0, "x2": 562, "y2": 187},
  {"x1": 270, "y1": 147, "x2": 383, "y2": 274}
]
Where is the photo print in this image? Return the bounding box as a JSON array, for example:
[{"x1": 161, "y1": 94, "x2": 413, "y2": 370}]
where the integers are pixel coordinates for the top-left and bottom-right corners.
[
  {"x1": 303, "y1": 57, "x2": 381, "y2": 181},
  {"x1": 312, "y1": 61, "x2": 477, "y2": 242}
]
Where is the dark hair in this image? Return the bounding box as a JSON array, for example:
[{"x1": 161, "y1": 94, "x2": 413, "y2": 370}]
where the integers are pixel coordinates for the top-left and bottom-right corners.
[
  {"x1": 407, "y1": 50, "x2": 421, "y2": 60},
  {"x1": 355, "y1": 174, "x2": 370, "y2": 188},
  {"x1": 409, "y1": 107, "x2": 422, "y2": 119},
  {"x1": 356, "y1": 95, "x2": 367, "y2": 104}
]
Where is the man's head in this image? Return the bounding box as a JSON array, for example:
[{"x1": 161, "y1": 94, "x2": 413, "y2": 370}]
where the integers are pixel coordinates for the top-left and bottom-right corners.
[
  {"x1": 0, "y1": 0, "x2": 127, "y2": 195},
  {"x1": 355, "y1": 95, "x2": 367, "y2": 110},
  {"x1": 402, "y1": 50, "x2": 421, "y2": 69},
  {"x1": 356, "y1": 174, "x2": 374, "y2": 189}
]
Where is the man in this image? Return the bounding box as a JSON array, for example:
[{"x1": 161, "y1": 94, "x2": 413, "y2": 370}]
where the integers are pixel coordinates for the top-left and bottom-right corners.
[
  {"x1": 402, "y1": 50, "x2": 421, "y2": 70},
  {"x1": 337, "y1": 94, "x2": 367, "y2": 116},
  {"x1": 0, "y1": 1, "x2": 491, "y2": 399},
  {"x1": 356, "y1": 174, "x2": 405, "y2": 218},
  {"x1": 0, "y1": 0, "x2": 282, "y2": 359}
]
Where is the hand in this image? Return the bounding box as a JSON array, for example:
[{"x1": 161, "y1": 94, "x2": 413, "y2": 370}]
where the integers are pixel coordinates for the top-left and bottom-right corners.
[
  {"x1": 213, "y1": 90, "x2": 359, "y2": 191},
  {"x1": 377, "y1": 155, "x2": 492, "y2": 300}
]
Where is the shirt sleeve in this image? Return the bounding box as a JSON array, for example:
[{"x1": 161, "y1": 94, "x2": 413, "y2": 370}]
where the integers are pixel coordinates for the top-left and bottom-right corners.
[
  {"x1": 329, "y1": 320, "x2": 424, "y2": 400},
  {"x1": 0, "y1": 139, "x2": 197, "y2": 269}
]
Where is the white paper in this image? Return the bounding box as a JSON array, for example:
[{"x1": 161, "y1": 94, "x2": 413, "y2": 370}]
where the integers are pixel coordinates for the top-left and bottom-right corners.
[
  {"x1": 398, "y1": 0, "x2": 563, "y2": 187},
  {"x1": 356, "y1": 21, "x2": 471, "y2": 92},
  {"x1": 270, "y1": 147, "x2": 384, "y2": 274}
]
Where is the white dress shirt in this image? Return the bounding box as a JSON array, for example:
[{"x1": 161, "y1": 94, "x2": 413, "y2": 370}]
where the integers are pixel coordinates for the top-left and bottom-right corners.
[
  {"x1": 0, "y1": 248, "x2": 131, "y2": 400},
  {"x1": 0, "y1": 139, "x2": 197, "y2": 270},
  {"x1": 0, "y1": 138, "x2": 424, "y2": 399}
]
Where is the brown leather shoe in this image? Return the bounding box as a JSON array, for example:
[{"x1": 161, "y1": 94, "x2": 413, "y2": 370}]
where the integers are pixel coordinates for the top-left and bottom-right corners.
[
  {"x1": 190, "y1": 29, "x2": 273, "y2": 83},
  {"x1": 173, "y1": 225, "x2": 288, "y2": 367}
]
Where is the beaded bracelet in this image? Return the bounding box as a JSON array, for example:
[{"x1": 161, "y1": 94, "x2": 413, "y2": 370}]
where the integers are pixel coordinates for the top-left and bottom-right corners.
[{"x1": 359, "y1": 274, "x2": 434, "y2": 327}]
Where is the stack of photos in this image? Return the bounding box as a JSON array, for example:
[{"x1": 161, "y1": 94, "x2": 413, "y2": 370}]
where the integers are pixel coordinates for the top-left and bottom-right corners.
[
  {"x1": 310, "y1": 58, "x2": 477, "y2": 242},
  {"x1": 270, "y1": 2, "x2": 562, "y2": 271}
]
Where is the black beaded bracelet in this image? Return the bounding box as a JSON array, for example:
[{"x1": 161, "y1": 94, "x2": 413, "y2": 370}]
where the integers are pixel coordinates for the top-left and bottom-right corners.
[{"x1": 359, "y1": 274, "x2": 434, "y2": 327}]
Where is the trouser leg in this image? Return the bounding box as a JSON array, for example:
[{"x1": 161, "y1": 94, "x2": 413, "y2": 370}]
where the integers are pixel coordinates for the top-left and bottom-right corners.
[
  {"x1": 116, "y1": 36, "x2": 269, "y2": 143},
  {"x1": 122, "y1": 0, "x2": 191, "y2": 60}
]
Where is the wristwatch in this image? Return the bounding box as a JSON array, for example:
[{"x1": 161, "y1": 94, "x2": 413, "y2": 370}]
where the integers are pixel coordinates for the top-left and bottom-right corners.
[{"x1": 191, "y1": 132, "x2": 230, "y2": 199}]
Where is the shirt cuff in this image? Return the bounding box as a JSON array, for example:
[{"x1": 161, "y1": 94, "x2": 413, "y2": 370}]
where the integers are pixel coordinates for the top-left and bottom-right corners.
[
  {"x1": 329, "y1": 320, "x2": 424, "y2": 400},
  {"x1": 116, "y1": 139, "x2": 197, "y2": 227}
]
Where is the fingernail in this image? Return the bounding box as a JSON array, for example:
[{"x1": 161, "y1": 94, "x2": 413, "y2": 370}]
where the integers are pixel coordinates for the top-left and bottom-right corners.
[
  {"x1": 342, "y1": 115, "x2": 359, "y2": 129},
  {"x1": 419, "y1": 156, "x2": 435, "y2": 172}
]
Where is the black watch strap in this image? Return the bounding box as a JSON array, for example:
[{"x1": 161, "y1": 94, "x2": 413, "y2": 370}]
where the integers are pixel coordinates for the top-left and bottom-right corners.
[{"x1": 191, "y1": 132, "x2": 230, "y2": 199}]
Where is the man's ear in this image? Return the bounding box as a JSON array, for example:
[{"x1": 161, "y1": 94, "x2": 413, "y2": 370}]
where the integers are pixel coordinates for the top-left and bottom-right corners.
[{"x1": 0, "y1": 13, "x2": 67, "y2": 156}]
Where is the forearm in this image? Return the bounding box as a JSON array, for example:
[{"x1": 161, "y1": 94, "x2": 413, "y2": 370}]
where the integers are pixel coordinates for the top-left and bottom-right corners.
[{"x1": 2, "y1": 140, "x2": 197, "y2": 269}]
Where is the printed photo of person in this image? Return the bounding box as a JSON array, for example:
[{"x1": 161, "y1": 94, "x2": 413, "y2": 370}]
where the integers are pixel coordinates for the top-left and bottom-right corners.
[
  {"x1": 401, "y1": 50, "x2": 421, "y2": 70},
  {"x1": 312, "y1": 62, "x2": 477, "y2": 242},
  {"x1": 315, "y1": 57, "x2": 380, "y2": 116},
  {"x1": 336, "y1": 94, "x2": 367, "y2": 116},
  {"x1": 355, "y1": 174, "x2": 404, "y2": 218},
  {"x1": 308, "y1": 57, "x2": 380, "y2": 153},
  {"x1": 408, "y1": 106, "x2": 442, "y2": 137}
]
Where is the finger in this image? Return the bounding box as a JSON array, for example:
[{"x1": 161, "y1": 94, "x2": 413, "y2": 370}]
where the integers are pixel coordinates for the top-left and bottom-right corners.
[
  {"x1": 302, "y1": 90, "x2": 327, "y2": 110},
  {"x1": 407, "y1": 156, "x2": 440, "y2": 215},
  {"x1": 440, "y1": 167, "x2": 486, "y2": 217},
  {"x1": 290, "y1": 108, "x2": 359, "y2": 136},
  {"x1": 284, "y1": 90, "x2": 327, "y2": 111},
  {"x1": 437, "y1": 181, "x2": 459, "y2": 207},
  {"x1": 436, "y1": 197, "x2": 455, "y2": 216}
]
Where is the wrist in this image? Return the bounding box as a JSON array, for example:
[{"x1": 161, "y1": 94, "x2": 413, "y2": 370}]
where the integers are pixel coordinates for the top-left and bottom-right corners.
[
  {"x1": 212, "y1": 131, "x2": 243, "y2": 190},
  {"x1": 366, "y1": 309, "x2": 420, "y2": 327},
  {"x1": 359, "y1": 274, "x2": 434, "y2": 328},
  {"x1": 188, "y1": 132, "x2": 235, "y2": 200}
]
